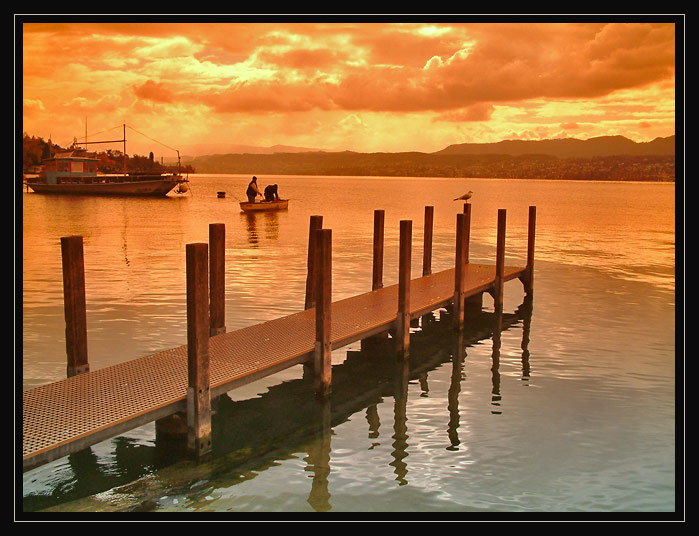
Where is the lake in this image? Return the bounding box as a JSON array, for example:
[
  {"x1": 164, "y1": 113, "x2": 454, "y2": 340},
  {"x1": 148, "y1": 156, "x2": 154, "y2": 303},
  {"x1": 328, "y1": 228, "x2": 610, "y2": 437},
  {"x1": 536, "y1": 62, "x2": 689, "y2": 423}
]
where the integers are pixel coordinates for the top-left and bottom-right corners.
[{"x1": 20, "y1": 175, "x2": 678, "y2": 516}]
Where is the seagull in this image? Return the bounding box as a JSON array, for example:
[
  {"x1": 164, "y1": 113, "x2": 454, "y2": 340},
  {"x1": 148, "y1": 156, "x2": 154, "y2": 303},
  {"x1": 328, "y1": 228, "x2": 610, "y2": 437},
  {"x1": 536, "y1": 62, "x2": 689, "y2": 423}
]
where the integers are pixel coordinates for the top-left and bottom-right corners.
[{"x1": 454, "y1": 190, "x2": 473, "y2": 201}]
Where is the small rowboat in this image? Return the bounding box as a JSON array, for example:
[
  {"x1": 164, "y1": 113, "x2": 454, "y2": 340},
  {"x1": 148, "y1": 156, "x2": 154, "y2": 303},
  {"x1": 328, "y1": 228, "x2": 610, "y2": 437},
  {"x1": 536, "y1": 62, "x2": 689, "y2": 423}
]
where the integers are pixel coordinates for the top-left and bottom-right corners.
[{"x1": 239, "y1": 199, "x2": 289, "y2": 213}]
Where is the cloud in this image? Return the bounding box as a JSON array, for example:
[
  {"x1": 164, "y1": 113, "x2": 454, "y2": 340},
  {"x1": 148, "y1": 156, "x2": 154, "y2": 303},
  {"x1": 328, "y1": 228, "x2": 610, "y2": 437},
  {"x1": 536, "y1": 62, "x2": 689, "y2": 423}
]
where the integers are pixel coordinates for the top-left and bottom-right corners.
[
  {"x1": 134, "y1": 80, "x2": 175, "y2": 103},
  {"x1": 21, "y1": 21, "x2": 677, "y2": 151},
  {"x1": 434, "y1": 103, "x2": 495, "y2": 122}
]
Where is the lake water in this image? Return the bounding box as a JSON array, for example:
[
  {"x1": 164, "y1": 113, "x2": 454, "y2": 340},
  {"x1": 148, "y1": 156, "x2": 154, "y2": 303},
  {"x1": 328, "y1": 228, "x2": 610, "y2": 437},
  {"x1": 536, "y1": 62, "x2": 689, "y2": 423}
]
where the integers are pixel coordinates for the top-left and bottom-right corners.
[{"x1": 19, "y1": 175, "x2": 678, "y2": 516}]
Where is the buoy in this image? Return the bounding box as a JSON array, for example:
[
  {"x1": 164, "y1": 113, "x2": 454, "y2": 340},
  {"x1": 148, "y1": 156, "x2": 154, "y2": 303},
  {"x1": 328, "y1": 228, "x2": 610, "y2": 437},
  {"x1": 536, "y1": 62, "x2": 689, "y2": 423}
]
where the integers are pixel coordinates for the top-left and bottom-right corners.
[
  {"x1": 176, "y1": 182, "x2": 189, "y2": 194},
  {"x1": 217, "y1": 191, "x2": 226, "y2": 198}
]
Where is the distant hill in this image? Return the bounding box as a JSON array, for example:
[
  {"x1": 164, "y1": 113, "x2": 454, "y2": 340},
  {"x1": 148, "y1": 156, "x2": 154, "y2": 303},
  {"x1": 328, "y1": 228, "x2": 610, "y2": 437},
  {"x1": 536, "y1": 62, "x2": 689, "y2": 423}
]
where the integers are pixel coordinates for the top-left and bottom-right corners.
[
  {"x1": 186, "y1": 134, "x2": 676, "y2": 181},
  {"x1": 435, "y1": 135, "x2": 675, "y2": 158}
]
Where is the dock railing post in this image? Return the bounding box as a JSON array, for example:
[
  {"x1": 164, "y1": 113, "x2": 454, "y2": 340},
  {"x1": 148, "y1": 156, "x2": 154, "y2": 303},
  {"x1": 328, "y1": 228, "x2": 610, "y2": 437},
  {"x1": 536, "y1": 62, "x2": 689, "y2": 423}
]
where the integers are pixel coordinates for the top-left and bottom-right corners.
[
  {"x1": 494, "y1": 209, "x2": 507, "y2": 312},
  {"x1": 454, "y1": 213, "x2": 467, "y2": 331},
  {"x1": 314, "y1": 228, "x2": 332, "y2": 398},
  {"x1": 209, "y1": 223, "x2": 226, "y2": 336},
  {"x1": 525, "y1": 205, "x2": 536, "y2": 296},
  {"x1": 397, "y1": 220, "x2": 412, "y2": 358},
  {"x1": 61, "y1": 236, "x2": 89, "y2": 377},
  {"x1": 186, "y1": 242, "x2": 212, "y2": 460},
  {"x1": 372, "y1": 210, "x2": 385, "y2": 291},
  {"x1": 462, "y1": 203, "x2": 482, "y2": 316},
  {"x1": 423, "y1": 206, "x2": 434, "y2": 277},
  {"x1": 305, "y1": 215, "x2": 323, "y2": 309}
]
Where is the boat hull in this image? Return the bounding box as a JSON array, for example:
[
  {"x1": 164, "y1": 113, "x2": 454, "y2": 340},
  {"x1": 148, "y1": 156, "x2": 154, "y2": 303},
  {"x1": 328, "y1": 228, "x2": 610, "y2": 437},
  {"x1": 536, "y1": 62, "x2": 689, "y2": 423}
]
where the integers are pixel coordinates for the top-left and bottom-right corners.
[
  {"x1": 240, "y1": 199, "x2": 289, "y2": 212},
  {"x1": 27, "y1": 177, "x2": 183, "y2": 197}
]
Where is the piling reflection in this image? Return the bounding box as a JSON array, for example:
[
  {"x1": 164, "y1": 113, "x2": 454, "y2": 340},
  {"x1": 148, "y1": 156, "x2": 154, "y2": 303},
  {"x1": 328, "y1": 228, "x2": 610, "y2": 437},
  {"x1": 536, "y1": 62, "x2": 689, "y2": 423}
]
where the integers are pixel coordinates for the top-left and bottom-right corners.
[
  {"x1": 305, "y1": 397, "x2": 332, "y2": 512},
  {"x1": 391, "y1": 360, "x2": 410, "y2": 486},
  {"x1": 23, "y1": 300, "x2": 532, "y2": 512},
  {"x1": 491, "y1": 309, "x2": 503, "y2": 415},
  {"x1": 447, "y1": 332, "x2": 466, "y2": 451}
]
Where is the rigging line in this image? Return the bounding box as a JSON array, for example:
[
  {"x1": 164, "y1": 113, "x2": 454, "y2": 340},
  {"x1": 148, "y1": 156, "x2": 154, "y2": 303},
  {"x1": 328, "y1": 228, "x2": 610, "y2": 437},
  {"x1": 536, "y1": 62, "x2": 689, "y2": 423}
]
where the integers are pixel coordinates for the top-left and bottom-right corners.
[
  {"x1": 86, "y1": 124, "x2": 123, "y2": 138},
  {"x1": 126, "y1": 125, "x2": 179, "y2": 153},
  {"x1": 65, "y1": 124, "x2": 122, "y2": 148}
]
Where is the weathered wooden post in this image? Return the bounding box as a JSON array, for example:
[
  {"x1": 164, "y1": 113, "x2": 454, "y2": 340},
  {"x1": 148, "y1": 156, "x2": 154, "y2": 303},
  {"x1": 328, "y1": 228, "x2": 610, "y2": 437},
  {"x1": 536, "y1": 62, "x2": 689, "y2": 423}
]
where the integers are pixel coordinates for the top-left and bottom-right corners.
[
  {"x1": 525, "y1": 205, "x2": 536, "y2": 295},
  {"x1": 314, "y1": 228, "x2": 332, "y2": 398},
  {"x1": 372, "y1": 209, "x2": 385, "y2": 291},
  {"x1": 61, "y1": 236, "x2": 89, "y2": 377},
  {"x1": 186, "y1": 242, "x2": 212, "y2": 459},
  {"x1": 462, "y1": 202, "x2": 482, "y2": 316},
  {"x1": 396, "y1": 220, "x2": 412, "y2": 358},
  {"x1": 453, "y1": 212, "x2": 467, "y2": 331},
  {"x1": 494, "y1": 209, "x2": 507, "y2": 311},
  {"x1": 422, "y1": 206, "x2": 434, "y2": 277},
  {"x1": 305, "y1": 215, "x2": 323, "y2": 309},
  {"x1": 209, "y1": 223, "x2": 226, "y2": 336}
]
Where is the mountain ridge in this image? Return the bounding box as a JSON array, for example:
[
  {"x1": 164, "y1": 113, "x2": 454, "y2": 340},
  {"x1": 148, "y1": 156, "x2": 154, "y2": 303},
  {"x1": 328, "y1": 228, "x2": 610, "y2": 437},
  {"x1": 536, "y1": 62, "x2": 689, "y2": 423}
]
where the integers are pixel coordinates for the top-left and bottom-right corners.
[
  {"x1": 433, "y1": 135, "x2": 675, "y2": 158},
  {"x1": 180, "y1": 134, "x2": 674, "y2": 162}
]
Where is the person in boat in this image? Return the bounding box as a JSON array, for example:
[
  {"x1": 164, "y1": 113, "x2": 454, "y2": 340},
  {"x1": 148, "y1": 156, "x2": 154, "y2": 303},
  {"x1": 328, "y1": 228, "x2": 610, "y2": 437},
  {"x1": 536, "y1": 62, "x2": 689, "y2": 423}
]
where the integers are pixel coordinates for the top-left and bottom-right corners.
[
  {"x1": 246, "y1": 176, "x2": 262, "y2": 203},
  {"x1": 263, "y1": 183, "x2": 280, "y2": 202}
]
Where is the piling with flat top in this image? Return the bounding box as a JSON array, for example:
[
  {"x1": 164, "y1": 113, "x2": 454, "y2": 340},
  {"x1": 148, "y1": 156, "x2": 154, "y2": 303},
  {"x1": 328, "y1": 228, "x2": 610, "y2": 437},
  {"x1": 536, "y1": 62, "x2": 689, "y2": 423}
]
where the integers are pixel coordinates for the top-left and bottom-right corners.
[
  {"x1": 423, "y1": 206, "x2": 434, "y2": 276},
  {"x1": 494, "y1": 209, "x2": 507, "y2": 311},
  {"x1": 314, "y1": 229, "x2": 332, "y2": 398},
  {"x1": 396, "y1": 220, "x2": 412, "y2": 358},
  {"x1": 463, "y1": 203, "x2": 482, "y2": 316},
  {"x1": 372, "y1": 210, "x2": 385, "y2": 291},
  {"x1": 453, "y1": 213, "x2": 467, "y2": 330},
  {"x1": 305, "y1": 215, "x2": 324, "y2": 309},
  {"x1": 209, "y1": 223, "x2": 226, "y2": 336},
  {"x1": 525, "y1": 205, "x2": 536, "y2": 295},
  {"x1": 186, "y1": 243, "x2": 212, "y2": 459},
  {"x1": 61, "y1": 236, "x2": 89, "y2": 377}
]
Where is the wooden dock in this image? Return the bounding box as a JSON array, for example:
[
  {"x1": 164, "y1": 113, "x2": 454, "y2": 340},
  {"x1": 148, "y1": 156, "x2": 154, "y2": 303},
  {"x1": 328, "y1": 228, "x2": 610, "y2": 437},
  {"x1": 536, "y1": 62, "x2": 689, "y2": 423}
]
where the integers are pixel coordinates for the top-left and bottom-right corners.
[{"x1": 22, "y1": 205, "x2": 536, "y2": 472}]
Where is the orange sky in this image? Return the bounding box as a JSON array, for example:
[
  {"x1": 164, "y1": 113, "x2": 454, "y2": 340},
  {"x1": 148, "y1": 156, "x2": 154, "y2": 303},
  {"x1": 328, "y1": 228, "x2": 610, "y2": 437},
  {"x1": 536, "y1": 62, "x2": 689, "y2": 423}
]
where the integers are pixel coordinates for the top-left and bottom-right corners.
[{"x1": 21, "y1": 19, "x2": 677, "y2": 159}]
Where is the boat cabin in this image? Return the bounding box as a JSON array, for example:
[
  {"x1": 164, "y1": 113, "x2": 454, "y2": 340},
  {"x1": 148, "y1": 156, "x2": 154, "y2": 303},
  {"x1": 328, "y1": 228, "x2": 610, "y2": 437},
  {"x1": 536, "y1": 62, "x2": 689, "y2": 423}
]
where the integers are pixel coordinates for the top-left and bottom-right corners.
[{"x1": 41, "y1": 148, "x2": 99, "y2": 184}]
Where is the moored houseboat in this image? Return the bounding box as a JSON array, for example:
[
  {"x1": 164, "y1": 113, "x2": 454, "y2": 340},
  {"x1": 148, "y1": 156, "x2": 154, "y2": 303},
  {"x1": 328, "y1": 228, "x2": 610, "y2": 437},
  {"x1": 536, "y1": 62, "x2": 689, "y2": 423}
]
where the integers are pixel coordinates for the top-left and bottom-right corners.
[
  {"x1": 25, "y1": 123, "x2": 189, "y2": 197},
  {"x1": 26, "y1": 147, "x2": 188, "y2": 196}
]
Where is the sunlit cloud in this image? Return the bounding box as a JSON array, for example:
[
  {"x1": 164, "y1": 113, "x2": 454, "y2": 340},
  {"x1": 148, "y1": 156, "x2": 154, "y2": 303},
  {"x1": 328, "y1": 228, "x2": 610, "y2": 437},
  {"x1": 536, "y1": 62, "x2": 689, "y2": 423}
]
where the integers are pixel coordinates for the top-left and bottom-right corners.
[{"x1": 21, "y1": 20, "x2": 676, "y2": 155}]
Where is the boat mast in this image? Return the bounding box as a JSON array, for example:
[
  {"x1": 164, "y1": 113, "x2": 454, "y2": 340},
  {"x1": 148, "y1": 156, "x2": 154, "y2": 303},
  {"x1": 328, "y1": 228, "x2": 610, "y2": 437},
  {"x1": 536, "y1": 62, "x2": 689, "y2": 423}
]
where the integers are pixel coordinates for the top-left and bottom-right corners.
[{"x1": 123, "y1": 123, "x2": 127, "y2": 176}]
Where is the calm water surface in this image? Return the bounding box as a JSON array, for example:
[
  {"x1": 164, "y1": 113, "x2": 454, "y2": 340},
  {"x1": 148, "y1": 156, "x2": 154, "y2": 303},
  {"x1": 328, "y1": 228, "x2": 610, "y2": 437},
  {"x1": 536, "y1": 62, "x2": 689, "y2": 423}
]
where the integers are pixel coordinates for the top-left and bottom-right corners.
[{"x1": 20, "y1": 175, "x2": 677, "y2": 515}]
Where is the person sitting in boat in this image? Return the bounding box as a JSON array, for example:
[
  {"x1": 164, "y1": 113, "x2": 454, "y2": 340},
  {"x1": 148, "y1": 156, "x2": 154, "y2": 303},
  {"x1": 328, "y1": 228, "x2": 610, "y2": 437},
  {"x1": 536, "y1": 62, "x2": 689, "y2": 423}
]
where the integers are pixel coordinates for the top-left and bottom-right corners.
[
  {"x1": 246, "y1": 176, "x2": 262, "y2": 203},
  {"x1": 263, "y1": 184, "x2": 280, "y2": 202}
]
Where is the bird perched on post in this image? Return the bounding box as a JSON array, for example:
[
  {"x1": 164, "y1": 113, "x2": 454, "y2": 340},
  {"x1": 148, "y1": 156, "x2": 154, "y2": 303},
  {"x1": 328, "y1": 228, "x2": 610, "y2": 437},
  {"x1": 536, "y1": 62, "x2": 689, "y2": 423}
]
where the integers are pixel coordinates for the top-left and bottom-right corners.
[{"x1": 454, "y1": 190, "x2": 473, "y2": 201}]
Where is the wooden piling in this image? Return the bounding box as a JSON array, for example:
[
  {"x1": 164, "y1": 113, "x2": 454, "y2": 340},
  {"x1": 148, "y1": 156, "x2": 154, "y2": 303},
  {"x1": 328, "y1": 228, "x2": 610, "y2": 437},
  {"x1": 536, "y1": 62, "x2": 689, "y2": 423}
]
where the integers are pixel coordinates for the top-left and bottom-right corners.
[
  {"x1": 185, "y1": 243, "x2": 212, "y2": 459},
  {"x1": 453, "y1": 213, "x2": 467, "y2": 330},
  {"x1": 525, "y1": 205, "x2": 536, "y2": 294},
  {"x1": 61, "y1": 236, "x2": 89, "y2": 378},
  {"x1": 463, "y1": 203, "x2": 471, "y2": 264},
  {"x1": 423, "y1": 206, "x2": 434, "y2": 276},
  {"x1": 494, "y1": 209, "x2": 507, "y2": 311},
  {"x1": 314, "y1": 229, "x2": 332, "y2": 397},
  {"x1": 209, "y1": 223, "x2": 226, "y2": 336},
  {"x1": 396, "y1": 220, "x2": 412, "y2": 358},
  {"x1": 372, "y1": 210, "x2": 385, "y2": 291},
  {"x1": 305, "y1": 215, "x2": 323, "y2": 309}
]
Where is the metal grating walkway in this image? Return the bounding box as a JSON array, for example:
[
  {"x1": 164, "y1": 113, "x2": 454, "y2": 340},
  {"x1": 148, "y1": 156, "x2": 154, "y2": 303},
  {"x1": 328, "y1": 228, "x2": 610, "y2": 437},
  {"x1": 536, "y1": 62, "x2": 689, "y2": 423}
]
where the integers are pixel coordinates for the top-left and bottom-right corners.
[{"x1": 22, "y1": 263, "x2": 525, "y2": 471}]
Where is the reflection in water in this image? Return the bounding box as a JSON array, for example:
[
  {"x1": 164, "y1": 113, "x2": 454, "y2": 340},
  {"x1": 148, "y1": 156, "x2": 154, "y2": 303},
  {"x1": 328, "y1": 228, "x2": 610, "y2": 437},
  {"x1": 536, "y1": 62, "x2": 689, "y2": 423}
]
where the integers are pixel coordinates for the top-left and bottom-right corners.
[
  {"x1": 23, "y1": 300, "x2": 532, "y2": 512},
  {"x1": 391, "y1": 360, "x2": 410, "y2": 486},
  {"x1": 244, "y1": 213, "x2": 259, "y2": 246},
  {"x1": 521, "y1": 298, "x2": 533, "y2": 384},
  {"x1": 491, "y1": 310, "x2": 503, "y2": 415},
  {"x1": 243, "y1": 212, "x2": 280, "y2": 246},
  {"x1": 447, "y1": 332, "x2": 466, "y2": 451},
  {"x1": 366, "y1": 404, "x2": 381, "y2": 446},
  {"x1": 305, "y1": 397, "x2": 332, "y2": 512}
]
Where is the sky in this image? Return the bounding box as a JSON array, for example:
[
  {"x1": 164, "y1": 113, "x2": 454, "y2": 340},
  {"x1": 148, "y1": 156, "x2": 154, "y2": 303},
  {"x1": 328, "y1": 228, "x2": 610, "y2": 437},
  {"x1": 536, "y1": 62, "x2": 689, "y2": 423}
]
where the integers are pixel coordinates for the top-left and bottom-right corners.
[{"x1": 20, "y1": 18, "x2": 678, "y2": 159}]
